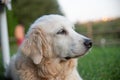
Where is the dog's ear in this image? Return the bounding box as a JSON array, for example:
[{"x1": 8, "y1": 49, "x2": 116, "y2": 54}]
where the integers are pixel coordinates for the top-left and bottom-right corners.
[{"x1": 21, "y1": 28, "x2": 48, "y2": 64}]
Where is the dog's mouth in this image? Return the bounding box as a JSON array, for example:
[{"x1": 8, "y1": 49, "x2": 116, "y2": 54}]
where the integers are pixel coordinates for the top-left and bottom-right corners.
[
  {"x1": 64, "y1": 49, "x2": 91, "y2": 60},
  {"x1": 64, "y1": 53, "x2": 85, "y2": 60}
]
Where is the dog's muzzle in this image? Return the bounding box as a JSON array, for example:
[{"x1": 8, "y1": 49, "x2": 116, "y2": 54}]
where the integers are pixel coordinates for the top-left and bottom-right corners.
[{"x1": 64, "y1": 39, "x2": 93, "y2": 60}]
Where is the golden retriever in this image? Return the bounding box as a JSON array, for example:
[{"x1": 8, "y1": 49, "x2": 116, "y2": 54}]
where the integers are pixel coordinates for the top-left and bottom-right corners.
[{"x1": 5, "y1": 14, "x2": 92, "y2": 80}]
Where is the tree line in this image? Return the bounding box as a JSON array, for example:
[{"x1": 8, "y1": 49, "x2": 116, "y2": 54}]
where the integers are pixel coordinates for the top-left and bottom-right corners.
[{"x1": 7, "y1": 0, "x2": 63, "y2": 37}]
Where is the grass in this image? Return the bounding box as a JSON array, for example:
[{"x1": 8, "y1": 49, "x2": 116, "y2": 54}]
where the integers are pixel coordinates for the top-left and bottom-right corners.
[
  {"x1": 78, "y1": 46, "x2": 120, "y2": 80},
  {"x1": 0, "y1": 45, "x2": 120, "y2": 80}
]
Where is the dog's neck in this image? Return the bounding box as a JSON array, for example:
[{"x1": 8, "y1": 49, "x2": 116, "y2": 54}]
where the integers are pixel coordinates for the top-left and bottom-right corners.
[
  {"x1": 16, "y1": 53, "x2": 77, "y2": 80},
  {"x1": 36, "y1": 58, "x2": 77, "y2": 80}
]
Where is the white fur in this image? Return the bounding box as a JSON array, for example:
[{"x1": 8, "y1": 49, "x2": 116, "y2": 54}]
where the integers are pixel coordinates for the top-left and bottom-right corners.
[{"x1": 5, "y1": 14, "x2": 91, "y2": 80}]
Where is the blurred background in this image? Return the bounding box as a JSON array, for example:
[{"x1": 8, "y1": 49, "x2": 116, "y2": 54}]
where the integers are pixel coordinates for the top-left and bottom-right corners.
[{"x1": 0, "y1": 0, "x2": 120, "y2": 80}]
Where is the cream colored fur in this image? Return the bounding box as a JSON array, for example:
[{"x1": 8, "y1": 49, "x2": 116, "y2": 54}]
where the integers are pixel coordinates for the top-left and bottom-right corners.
[{"x1": 5, "y1": 14, "x2": 91, "y2": 80}]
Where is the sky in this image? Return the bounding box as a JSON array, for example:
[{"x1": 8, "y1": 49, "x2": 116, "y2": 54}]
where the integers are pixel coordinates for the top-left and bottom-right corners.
[{"x1": 58, "y1": 0, "x2": 120, "y2": 23}]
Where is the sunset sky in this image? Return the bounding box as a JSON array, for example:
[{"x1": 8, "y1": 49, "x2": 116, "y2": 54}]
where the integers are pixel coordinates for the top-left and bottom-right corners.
[{"x1": 58, "y1": 0, "x2": 120, "y2": 23}]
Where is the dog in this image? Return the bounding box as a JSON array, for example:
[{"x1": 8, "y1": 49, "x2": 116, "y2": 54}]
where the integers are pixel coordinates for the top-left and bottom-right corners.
[{"x1": 5, "y1": 14, "x2": 92, "y2": 80}]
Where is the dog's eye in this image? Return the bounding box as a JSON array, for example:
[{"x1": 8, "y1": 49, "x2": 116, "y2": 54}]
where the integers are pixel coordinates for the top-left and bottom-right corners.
[{"x1": 57, "y1": 29, "x2": 67, "y2": 35}]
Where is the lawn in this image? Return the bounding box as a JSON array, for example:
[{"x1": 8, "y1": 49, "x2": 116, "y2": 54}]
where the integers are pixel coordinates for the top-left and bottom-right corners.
[
  {"x1": 78, "y1": 46, "x2": 120, "y2": 80},
  {"x1": 0, "y1": 46, "x2": 120, "y2": 80}
]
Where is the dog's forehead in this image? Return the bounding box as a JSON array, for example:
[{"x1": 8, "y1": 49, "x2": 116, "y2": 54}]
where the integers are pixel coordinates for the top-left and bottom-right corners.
[{"x1": 31, "y1": 15, "x2": 74, "y2": 31}]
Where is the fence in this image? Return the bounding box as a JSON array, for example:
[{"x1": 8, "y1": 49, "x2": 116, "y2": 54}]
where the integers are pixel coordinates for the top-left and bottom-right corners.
[{"x1": 75, "y1": 20, "x2": 120, "y2": 46}]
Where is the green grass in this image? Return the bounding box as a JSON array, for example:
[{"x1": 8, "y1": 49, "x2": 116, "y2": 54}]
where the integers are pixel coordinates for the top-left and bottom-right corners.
[
  {"x1": 0, "y1": 46, "x2": 120, "y2": 80},
  {"x1": 78, "y1": 46, "x2": 120, "y2": 80}
]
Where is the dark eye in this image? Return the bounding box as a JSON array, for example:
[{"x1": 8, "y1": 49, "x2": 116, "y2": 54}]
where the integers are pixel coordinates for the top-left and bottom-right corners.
[{"x1": 57, "y1": 29, "x2": 67, "y2": 35}]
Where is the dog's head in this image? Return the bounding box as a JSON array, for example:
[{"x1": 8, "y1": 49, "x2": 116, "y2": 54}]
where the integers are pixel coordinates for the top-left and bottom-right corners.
[{"x1": 21, "y1": 15, "x2": 92, "y2": 64}]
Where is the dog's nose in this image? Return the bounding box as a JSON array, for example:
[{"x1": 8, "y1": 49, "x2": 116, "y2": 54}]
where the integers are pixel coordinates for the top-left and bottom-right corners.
[{"x1": 84, "y1": 39, "x2": 92, "y2": 48}]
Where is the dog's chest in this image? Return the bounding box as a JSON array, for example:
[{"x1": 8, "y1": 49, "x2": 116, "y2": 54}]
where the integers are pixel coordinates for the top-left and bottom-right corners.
[{"x1": 37, "y1": 59, "x2": 77, "y2": 80}]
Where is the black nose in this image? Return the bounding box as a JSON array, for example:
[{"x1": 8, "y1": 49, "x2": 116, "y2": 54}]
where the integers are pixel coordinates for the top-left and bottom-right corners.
[{"x1": 84, "y1": 39, "x2": 92, "y2": 48}]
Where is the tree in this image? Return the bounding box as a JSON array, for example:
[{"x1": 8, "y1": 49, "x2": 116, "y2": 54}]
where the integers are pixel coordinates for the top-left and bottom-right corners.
[{"x1": 12, "y1": 0, "x2": 63, "y2": 30}]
